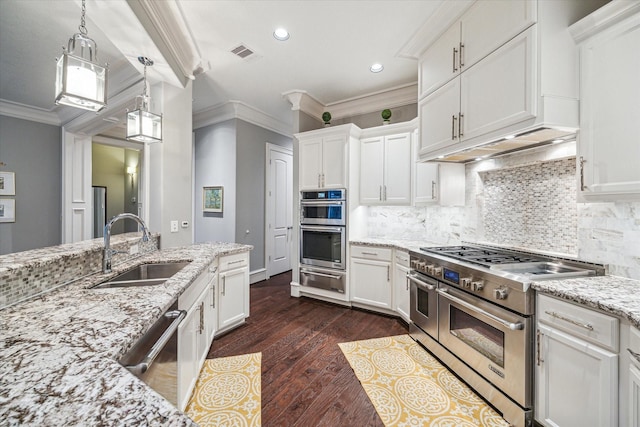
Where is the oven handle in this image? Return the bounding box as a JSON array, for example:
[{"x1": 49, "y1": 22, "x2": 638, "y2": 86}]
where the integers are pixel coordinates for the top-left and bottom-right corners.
[
  {"x1": 300, "y1": 269, "x2": 343, "y2": 280},
  {"x1": 300, "y1": 200, "x2": 345, "y2": 205},
  {"x1": 436, "y1": 288, "x2": 524, "y2": 331},
  {"x1": 124, "y1": 309, "x2": 186, "y2": 375},
  {"x1": 300, "y1": 225, "x2": 344, "y2": 233},
  {"x1": 407, "y1": 273, "x2": 436, "y2": 291}
]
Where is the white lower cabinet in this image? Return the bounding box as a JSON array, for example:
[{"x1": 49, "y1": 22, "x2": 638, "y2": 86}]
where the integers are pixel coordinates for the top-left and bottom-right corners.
[
  {"x1": 217, "y1": 252, "x2": 250, "y2": 335},
  {"x1": 350, "y1": 245, "x2": 393, "y2": 311},
  {"x1": 631, "y1": 364, "x2": 640, "y2": 427},
  {"x1": 536, "y1": 294, "x2": 619, "y2": 427},
  {"x1": 393, "y1": 250, "x2": 410, "y2": 323}
]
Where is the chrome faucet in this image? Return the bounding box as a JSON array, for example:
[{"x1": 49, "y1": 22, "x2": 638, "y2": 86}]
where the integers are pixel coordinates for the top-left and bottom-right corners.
[{"x1": 103, "y1": 213, "x2": 151, "y2": 273}]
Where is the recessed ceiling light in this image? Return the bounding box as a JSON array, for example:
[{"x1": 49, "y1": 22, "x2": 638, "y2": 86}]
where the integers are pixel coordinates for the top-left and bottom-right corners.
[
  {"x1": 370, "y1": 63, "x2": 384, "y2": 73},
  {"x1": 552, "y1": 138, "x2": 564, "y2": 144},
  {"x1": 504, "y1": 135, "x2": 516, "y2": 140},
  {"x1": 273, "y1": 28, "x2": 290, "y2": 41}
]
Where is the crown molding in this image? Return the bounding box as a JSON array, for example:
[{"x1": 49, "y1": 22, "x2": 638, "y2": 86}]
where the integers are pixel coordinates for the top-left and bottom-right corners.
[
  {"x1": 0, "y1": 100, "x2": 62, "y2": 126},
  {"x1": 326, "y1": 83, "x2": 418, "y2": 120},
  {"x1": 193, "y1": 101, "x2": 292, "y2": 137},
  {"x1": 569, "y1": 0, "x2": 640, "y2": 43},
  {"x1": 397, "y1": 0, "x2": 473, "y2": 59},
  {"x1": 282, "y1": 90, "x2": 325, "y2": 120}
]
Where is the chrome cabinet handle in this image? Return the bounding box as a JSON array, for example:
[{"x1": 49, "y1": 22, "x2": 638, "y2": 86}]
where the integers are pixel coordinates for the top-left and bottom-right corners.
[
  {"x1": 199, "y1": 301, "x2": 204, "y2": 334},
  {"x1": 405, "y1": 272, "x2": 410, "y2": 290},
  {"x1": 458, "y1": 113, "x2": 464, "y2": 137},
  {"x1": 222, "y1": 276, "x2": 226, "y2": 296},
  {"x1": 387, "y1": 265, "x2": 390, "y2": 281},
  {"x1": 452, "y1": 115, "x2": 457, "y2": 139},
  {"x1": 211, "y1": 284, "x2": 216, "y2": 308},
  {"x1": 536, "y1": 329, "x2": 544, "y2": 366},
  {"x1": 431, "y1": 180, "x2": 436, "y2": 199},
  {"x1": 452, "y1": 46, "x2": 458, "y2": 72},
  {"x1": 228, "y1": 259, "x2": 244, "y2": 265},
  {"x1": 579, "y1": 156, "x2": 587, "y2": 191},
  {"x1": 383, "y1": 185, "x2": 387, "y2": 201},
  {"x1": 361, "y1": 251, "x2": 378, "y2": 256},
  {"x1": 544, "y1": 310, "x2": 594, "y2": 331},
  {"x1": 124, "y1": 310, "x2": 186, "y2": 375},
  {"x1": 379, "y1": 185, "x2": 383, "y2": 201},
  {"x1": 459, "y1": 42, "x2": 464, "y2": 67},
  {"x1": 438, "y1": 288, "x2": 524, "y2": 331}
]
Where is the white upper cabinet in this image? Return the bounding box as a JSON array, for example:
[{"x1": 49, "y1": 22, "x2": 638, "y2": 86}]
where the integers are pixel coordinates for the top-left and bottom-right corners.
[
  {"x1": 414, "y1": 162, "x2": 465, "y2": 206},
  {"x1": 417, "y1": 0, "x2": 607, "y2": 161},
  {"x1": 419, "y1": 0, "x2": 535, "y2": 99},
  {"x1": 571, "y1": 3, "x2": 640, "y2": 200},
  {"x1": 360, "y1": 133, "x2": 412, "y2": 205},
  {"x1": 297, "y1": 124, "x2": 360, "y2": 191}
]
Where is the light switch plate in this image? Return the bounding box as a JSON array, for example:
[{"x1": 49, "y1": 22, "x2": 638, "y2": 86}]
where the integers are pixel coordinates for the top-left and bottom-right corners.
[{"x1": 170, "y1": 220, "x2": 178, "y2": 233}]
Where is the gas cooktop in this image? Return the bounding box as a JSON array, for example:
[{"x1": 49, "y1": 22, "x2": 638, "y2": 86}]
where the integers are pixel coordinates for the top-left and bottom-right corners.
[{"x1": 419, "y1": 245, "x2": 547, "y2": 268}]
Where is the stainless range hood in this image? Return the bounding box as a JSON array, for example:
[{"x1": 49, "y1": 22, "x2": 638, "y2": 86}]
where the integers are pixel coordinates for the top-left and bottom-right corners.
[{"x1": 433, "y1": 128, "x2": 576, "y2": 163}]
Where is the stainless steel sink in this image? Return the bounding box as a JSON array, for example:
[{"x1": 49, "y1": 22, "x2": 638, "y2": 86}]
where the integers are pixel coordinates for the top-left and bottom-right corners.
[{"x1": 92, "y1": 261, "x2": 190, "y2": 289}]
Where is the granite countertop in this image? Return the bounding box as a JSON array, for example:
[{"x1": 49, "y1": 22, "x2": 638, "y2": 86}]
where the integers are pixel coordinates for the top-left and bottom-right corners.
[
  {"x1": 350, "y1": 237, "x2": 640, "y2": 329},
  {"x1": 0, "y1": 242, "x2": 252, "y2": 426},
  {"x1": 532, "y1": 275, "x2": 640, "y2": 329}
]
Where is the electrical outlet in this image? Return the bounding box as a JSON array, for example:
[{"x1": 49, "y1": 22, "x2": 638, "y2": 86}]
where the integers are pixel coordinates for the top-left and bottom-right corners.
[
  {"x1": 170, "y1": 220, "x2": 178, "y2": 233},
  {"x1": 129, "y1": 244, "x2": 139, "y2": 255}
]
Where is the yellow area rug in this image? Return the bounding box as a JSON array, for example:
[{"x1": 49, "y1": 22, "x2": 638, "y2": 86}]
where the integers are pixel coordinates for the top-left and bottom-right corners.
[
  {"x1": 185, "y1": 352, "x2": 261, "y2": 427},
  {"x1": 338, "y1": 335, "x2": 509, "y2": 427}
]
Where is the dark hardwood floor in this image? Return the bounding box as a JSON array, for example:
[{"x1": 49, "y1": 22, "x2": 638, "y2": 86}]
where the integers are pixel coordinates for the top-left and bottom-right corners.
[{"x1": 207, "y1": 271, "x2": 409, "y2": 426}]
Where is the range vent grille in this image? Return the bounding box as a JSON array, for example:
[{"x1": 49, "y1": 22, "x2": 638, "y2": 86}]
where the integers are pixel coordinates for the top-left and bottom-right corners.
[{"x1": 231, "y1": 44, "x2": 254, "y2": 59}]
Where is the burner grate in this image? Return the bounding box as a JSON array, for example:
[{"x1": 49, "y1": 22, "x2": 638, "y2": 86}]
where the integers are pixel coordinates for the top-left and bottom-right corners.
[{"x1": 420, "y1": 245, "x2": 546, "y2": 267}]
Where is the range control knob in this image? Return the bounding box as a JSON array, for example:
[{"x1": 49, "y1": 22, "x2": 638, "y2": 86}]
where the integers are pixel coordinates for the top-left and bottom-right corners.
[
  {"x1": 494, "y1": 288, "x2": 508, "y2": 300},
  {"x1": 432, "y1": 267, "x2": 442, "y2": 277},
  {"x1": 472, "y1": 280, "x2": 485, "y2": 292},
  {"x1": 460, "y1": 278, "x2": 472, "y2": 288},
  {"x1": 426, "y1": 264, "x2": 435, "y2": 274}
]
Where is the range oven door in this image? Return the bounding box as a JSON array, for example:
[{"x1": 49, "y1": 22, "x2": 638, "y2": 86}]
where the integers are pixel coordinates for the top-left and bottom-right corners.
[
  {"x1": 437, "y1": 285, "x2": 533, "y2": 408},
  {"x1": 409, "y1": 272, "x2": 439, "y2": 339},
  {"x1": 300, "y1": 225, "x2": 345, "y2": 270}
]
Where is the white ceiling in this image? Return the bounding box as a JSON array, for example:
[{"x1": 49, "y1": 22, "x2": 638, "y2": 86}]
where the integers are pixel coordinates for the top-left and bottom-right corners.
[{"x1": 0, "y1": 0, "x2": 445, "y2": 133}]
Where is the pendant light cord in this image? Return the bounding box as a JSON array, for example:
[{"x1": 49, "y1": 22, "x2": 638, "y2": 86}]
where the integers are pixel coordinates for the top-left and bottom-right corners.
[{"x1": 79, "y1": 0, "x2": 88, "y2": 35}]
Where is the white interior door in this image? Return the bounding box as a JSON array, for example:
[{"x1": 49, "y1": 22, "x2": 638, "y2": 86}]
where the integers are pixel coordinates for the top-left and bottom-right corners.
[
  {"x1": 62, "y1": 130, "x2": 92, "y2": 243},
  {"x1": 266, "y1": 144, "x2": 293, "y2": 277}
]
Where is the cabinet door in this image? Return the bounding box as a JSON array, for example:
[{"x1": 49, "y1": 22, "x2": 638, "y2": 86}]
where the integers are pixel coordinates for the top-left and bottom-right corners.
[
  {"x1": 419, "y1": 22, "x2": 461, "y2": 98},
  {"x1": 579, "y1": 14, "x2": 640, "y2": 197},
  {"x1": 321, "y1": 135, "x2": 347, "y2": 188},
  {"x1": 415, "y1": 162, "x2": 439, "y2": 204},
  {"x1": 384, "y1": 133, "x2": 412, "y2": 205},
  {"x1": 536, "y1": 324, "x2": 618, "y2": 427},
  {"x1": 299, "y1": 138, "x2": 323, "y2": 189},
  {"x1": 219, "y1": 267, "x2": 248, "y2": 332},
  {"x1": 461, "y1": 0, "x2": 536, "y2": 71},
  {"x1": 631, "y1": 364, "x2": 640, "y2": 427},
  {"x1": 461, "y1": 27, "x2": 535, "y2": 142},
  {"x1": 350, "y1": 258, "x2": 392, "y2": 310},
  {"x1": 419, "y1": 78, "x2": 461, "y2": 157},
  {"x1": 177, "y1": 305, "x2": 199, "y2": 411},
  {"x1": 393, "y1": 262, "x2": 410, "y2": 322},
  {"x1": 360, "y1": 136, "x2": 385, "y2": 204}
]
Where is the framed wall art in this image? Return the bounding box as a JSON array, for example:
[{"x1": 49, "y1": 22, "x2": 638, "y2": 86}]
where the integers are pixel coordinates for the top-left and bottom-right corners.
[
  {"x1": 0, "y1": 198, "x2": 15, "y2": 223},
  {"x1": 203, "y1": 186, "x2": 223, "y2": 213},
  {"x1": 0, "y1": 172, "x2": 15, "y2": 196}
]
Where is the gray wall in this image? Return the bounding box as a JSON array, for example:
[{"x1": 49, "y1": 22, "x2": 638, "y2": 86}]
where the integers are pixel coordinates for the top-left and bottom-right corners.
[
  {"x1": 0, "y1": 115, "x2": 62, "y2": 254},
  {"x1": 193, "y1": 119, "x2": 293, "y2": 272},
  {"x1": 194, "y1": 119, "x2": 237, "y2": 244},
  {"x1": 331, "y1": 104, "x2": 417, "y2": 129},
  {"x1": 236, "y1": 119, "x2": 293, "y2": 271}
]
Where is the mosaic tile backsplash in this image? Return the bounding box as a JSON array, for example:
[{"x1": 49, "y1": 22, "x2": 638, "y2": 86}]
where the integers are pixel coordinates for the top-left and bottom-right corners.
[{"x1": 479, "y1": 158, "x2": 577, "y2": 254}]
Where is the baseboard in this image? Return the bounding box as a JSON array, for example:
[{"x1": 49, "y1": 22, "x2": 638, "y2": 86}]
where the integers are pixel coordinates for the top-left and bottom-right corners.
[{"x1": 250, "y1": 268, "x2": 267, "y2": 284}]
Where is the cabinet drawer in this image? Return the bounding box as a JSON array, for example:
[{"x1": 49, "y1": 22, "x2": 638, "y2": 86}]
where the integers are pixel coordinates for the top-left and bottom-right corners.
[
  {"x1": 394, "y1": 250, "x2": 410, "y2": 267},
  {"x1": 538, "y1": 294, "x2": 619, "y2": 352},
  {"x1": 219, "y1": 252, "x2": 248, "y2": 272},
  {"x1": 351, "y1": 245, "x2": 392, "y2": 261}
]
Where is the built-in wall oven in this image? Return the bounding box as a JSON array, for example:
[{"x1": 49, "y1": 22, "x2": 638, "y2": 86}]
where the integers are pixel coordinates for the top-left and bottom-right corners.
[
  {"x1": 409, "y1": 244, "x2": 603, "y2": 427},
  {"x1": 299, "y1": 189, "x2": 346, "y2": 293}
]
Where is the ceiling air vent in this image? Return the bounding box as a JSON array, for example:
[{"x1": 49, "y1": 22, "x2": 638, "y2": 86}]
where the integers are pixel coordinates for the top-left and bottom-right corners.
[{"x1": 231, "y1": 44, "x2": 254, "y2": 59}]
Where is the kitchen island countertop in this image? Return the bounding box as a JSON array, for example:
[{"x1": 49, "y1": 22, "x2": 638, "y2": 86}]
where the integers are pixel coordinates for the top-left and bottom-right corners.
[{"x1": 0, "y1": 242, "x2": 251, "y2": 426}]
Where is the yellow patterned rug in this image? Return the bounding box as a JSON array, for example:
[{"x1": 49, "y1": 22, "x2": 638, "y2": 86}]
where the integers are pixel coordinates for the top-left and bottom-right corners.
[
  {"x1": 185, "y1": 353, "x2": 261, "y2": 427},
  {"x1": 338, "y1": 335, "x2": 509, "y2": 427}
]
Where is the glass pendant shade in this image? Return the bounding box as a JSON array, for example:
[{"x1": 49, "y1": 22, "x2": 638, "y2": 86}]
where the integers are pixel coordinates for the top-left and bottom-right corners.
[
  {"x1": 127, "y1": 108, "x2": 162, "y2": 143},
  {"x1": 55, "y1": 51, "x2": 107, "y2": 112}
]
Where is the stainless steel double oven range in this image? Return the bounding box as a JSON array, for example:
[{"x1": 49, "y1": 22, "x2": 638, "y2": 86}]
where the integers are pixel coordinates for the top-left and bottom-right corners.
[
  {"x1": 299, "y1": 189, "x2": 346, "y2": 294},
  {"x1": 408, "y1": 244, "x2": 603, "y2": 427}
]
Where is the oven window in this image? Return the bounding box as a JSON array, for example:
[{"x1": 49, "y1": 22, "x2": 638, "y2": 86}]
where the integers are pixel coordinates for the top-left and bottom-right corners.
[
  {"x1": 449, "y1": 306, "x2": 505, "y2": 367},
  {"x1": 302, "y1": 230, "x2": 343, "y2": 263},
  {"x1": 416, "y1": 287, "x2": 431, "y2": 318},
  {"x1": 302, "y1": 205, "x2": 343, "y2": 221}
]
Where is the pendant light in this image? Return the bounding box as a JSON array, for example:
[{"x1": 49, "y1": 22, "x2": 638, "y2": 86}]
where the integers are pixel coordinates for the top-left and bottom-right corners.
[
  {"x1": 54, "y1": 0, "x2": 108, "y2": 112},
  {"x1": 126, "y1": 57, "x2": 162, "y2": 143}
]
